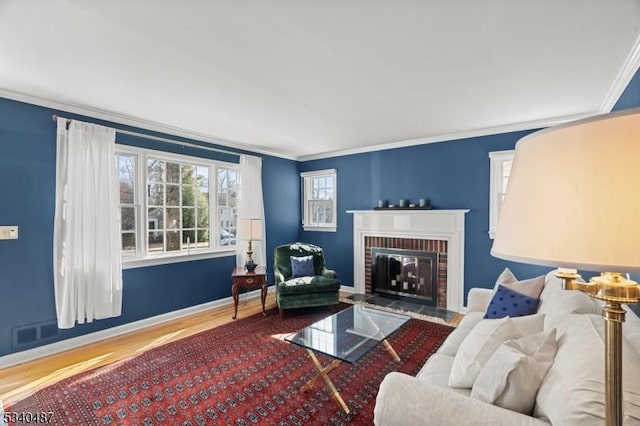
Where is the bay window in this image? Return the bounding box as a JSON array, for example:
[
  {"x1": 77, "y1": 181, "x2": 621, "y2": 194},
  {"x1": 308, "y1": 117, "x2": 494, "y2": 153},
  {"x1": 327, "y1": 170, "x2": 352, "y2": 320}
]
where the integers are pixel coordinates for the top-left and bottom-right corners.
[{"x1": 116, "y1": 146, "x2": 238, "y2": 267}]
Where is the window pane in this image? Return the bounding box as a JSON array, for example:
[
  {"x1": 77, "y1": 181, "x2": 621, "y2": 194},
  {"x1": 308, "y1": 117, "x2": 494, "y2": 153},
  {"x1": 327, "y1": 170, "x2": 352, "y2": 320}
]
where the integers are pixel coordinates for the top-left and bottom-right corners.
[
  {"x1": 166, "y1": 231, "x2": 180, "y2": 251},
  {"x1": 148, "y1": 231, "x2": 164, "y2": 252},
  {"x1": 197, "y1": 230, "x2": 210, "y2": 247},
  {"x1": 197, "y1": 190, "x2": 209, "y2": 209},
  {"x1": 166, "y1": 208, "x2": 180, "y2": 230},
  {"x1": 182, "y1": 164, "x2": 195, "y2": 184},
  {"x1": 182, "y1": 185, "x2": 195, "y2": 206},
  {"x1": 198, "y1": 207, "x2": 209, "y2": 228},
  {"x1": 219, "y1": 206, "x2": 235, "y2": 230},
  {"x1": 148, "y1": 208, "x2": 164, "y2": 230},
  {"x1": 182, "y1": 230, "x2": 195, "y2": 245},
  {"x1": 121, "y1": 207, "x2": 135, "y2": 231},
  {"x1": 217, "y1": 168, "x2": 238, "y2": 245},
  {"x1": 309, "y1": 200, "x2": 332, "y2": 225},
  {"x1": 166, "y1": 185, "x2": 180, "y2": 206},
  {"x1": 196, "y1": 166, "x2": 209, "y2": 187},
  {"x1": 220, "y1": 229, "x2": 235, "y2": 246},
  {"x1": 182, "y1": 208, "x2": 195, "y2": 228},
  {"x1": 148, "y1": 184, "x2": 164, "y2": 206},
  {"x1": 147, "y1": 160, "x2": 165, "y2": 183},
  {"x1": 120, "y1": 181, "x2": 134, "y2": 204},
  {"x1": 118, "y1": 155, "x2": 135, "y2": 182},
  {"x1": 122, "y1": 233, "x2": 136, "y2": 253},
  {"x1": 166, "y1": 162, "x2": 180, "y2": 184}
]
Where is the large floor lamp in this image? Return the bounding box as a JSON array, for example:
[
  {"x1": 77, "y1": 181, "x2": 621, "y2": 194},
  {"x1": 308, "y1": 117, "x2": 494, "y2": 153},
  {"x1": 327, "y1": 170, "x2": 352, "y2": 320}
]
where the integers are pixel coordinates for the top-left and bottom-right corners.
[{"x1": 491, "y1": 108, "x2": 640, "y2": 426}]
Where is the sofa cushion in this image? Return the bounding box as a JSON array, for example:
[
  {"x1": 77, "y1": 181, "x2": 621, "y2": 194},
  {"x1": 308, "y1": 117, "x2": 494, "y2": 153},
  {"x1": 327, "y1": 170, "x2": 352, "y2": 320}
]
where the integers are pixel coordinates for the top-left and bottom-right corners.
[
  {"x1": 471, "y1": 329, "x2": 557, "y2": 415},
  {"x1": 534, "y1": 314, "x2": 640, "y2": 424},
  {"x1": 494, "y1": 269, "x2": 545, "y2": 299},
  {"x1": 417, "y1": 353, "x2": 471, "y2": 396},
  {"x1": 484, "y1": 285, "x2": 541, "y2": 319},
  {"x1": 277, "y1": 275, "x2": 341, "y2": 295},
  {"x1": 511, "y1": 313, "x2": 546, "y2": 336},
  {"x1": 438, "y1": 312, "x2": 485, "y2": 356},
  {"x1": 494, "y1": 267, "x2": 518, "y2": 288},
  {"x1": 503, "y1": 276, "x2": 545, "y2": 299},
  {"x1": 449, "y1": 317, "x2": 524, "y2": 388},
  {"x1": 290, "y1": 255, "x2": 314, "y2": 278},
  {"x1": 537, "y1": 273, "x2": 601, "y2": 330}
]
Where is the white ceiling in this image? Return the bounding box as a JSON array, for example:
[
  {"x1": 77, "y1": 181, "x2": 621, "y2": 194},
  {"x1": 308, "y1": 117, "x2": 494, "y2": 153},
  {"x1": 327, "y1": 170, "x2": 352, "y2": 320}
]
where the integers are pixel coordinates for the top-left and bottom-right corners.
[{"x1": 1, "y1": 1, "x2": 639, "y2": 160}]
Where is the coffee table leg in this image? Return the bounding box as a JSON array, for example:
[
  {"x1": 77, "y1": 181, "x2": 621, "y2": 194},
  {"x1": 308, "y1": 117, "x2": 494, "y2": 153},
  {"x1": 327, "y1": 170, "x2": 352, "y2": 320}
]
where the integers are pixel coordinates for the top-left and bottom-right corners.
[
  {"x1": 304, "y1": 349, "x2": 350, "y2": 414},
  {"x1": 382, "y1": 339, "x2": 401, "y2": 362}
]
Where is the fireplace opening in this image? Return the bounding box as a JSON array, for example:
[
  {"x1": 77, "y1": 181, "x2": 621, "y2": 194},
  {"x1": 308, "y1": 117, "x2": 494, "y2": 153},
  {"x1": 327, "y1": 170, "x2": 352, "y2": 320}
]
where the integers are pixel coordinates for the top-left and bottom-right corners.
[{"x1": 371, "y1": 247, "x2": 439, "y2": 306}]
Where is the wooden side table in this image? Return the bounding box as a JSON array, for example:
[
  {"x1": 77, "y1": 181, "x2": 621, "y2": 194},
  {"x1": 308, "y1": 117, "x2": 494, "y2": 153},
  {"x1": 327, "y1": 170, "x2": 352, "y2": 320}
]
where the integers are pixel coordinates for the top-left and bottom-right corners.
[{"x1": 232, "y1": 266, "x2": 267, "y2": 319}]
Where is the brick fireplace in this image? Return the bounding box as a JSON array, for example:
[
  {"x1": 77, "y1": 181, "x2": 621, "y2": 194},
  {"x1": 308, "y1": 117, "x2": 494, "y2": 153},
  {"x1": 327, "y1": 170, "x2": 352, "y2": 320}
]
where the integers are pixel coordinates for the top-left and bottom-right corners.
[
  {"x1": 348, "y1": 209, "x2": 469, "y2": 312},
  {"x1": 365, "y1": 236, "x2": 448, "y2": 308}
]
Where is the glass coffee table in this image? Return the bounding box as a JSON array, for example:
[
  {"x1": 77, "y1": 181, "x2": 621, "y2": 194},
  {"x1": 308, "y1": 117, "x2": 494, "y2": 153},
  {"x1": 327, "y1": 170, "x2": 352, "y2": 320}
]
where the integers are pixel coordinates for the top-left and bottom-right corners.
[{"x1": 285, "y1": 304, "x2": 411, "y2": 414}]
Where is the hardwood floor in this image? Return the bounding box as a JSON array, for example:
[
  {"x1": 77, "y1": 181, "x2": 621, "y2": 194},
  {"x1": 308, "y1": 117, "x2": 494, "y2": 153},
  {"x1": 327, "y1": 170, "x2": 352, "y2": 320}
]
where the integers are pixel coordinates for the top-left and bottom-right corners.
[{"x1": 0, "y1": 293, "x2": 278, "y2": 408}]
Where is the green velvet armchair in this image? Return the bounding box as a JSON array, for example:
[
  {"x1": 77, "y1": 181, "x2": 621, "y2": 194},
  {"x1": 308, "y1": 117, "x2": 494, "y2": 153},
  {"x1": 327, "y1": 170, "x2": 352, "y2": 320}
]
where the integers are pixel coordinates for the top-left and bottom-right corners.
[{"x1": 274, "y1": 242, "x2": 341, "y2": 318}]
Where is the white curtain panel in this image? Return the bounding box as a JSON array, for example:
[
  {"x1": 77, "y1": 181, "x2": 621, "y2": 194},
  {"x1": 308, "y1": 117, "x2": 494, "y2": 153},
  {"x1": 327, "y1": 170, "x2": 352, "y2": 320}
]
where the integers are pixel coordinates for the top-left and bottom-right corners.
[
  {"x1": 53, "y1": 119, "x2": 123, "y2": 329},
  {"x1": 236, "y1": 155, "x2": 266, "y2": 268}
]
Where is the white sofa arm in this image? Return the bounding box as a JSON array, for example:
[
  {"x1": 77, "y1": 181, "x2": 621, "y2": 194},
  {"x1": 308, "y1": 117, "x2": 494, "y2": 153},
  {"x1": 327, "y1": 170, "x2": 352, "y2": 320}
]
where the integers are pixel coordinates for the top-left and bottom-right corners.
[
  {"x1": 466, "y1": 287, "x2": 494, "y2": 312},
  {"x1": 374, "y1": 373, "x2": 550, "y2": 426}
]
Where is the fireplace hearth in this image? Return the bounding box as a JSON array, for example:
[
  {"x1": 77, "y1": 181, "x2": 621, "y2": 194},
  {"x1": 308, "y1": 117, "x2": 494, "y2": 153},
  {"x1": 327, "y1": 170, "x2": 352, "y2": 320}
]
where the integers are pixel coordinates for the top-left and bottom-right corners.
[{"x1": 371, "y1": 248, "x2": 438, "y2": 306}]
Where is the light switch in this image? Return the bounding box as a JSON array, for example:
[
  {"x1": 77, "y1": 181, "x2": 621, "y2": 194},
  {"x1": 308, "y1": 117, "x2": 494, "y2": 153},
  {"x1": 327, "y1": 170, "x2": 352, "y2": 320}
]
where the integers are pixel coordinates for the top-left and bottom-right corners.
[{"x1": 0, "y1": 226, "x2": 18, "y2": 240}]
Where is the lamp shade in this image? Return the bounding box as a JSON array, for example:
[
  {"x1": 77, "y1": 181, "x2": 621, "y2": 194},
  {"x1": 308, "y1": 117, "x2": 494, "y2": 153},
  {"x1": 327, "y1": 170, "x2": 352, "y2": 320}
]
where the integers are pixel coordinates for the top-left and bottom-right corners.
[
  {"x1": 491, "y1": 108, "x2": 640, "y2": 273},
  {"x1": 237, "y1": 218, "x2": 263, "y2": 241}
]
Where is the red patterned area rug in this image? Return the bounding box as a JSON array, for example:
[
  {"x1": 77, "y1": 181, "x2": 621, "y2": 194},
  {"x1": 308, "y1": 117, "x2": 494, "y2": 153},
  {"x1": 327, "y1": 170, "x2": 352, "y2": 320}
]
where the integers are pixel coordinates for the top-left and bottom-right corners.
[{"x1": 10, "y1": 305, "x2": 453, "y2": 425}]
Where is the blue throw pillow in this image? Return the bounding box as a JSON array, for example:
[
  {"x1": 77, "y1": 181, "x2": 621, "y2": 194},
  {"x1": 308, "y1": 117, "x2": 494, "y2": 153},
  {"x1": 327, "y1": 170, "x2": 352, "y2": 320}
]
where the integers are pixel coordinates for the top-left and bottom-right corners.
[
  {"x1": 484, "y1": 284, "x2": 540, "y2": 319},
  {"x1": 291, "y1": 255, "x2": 315, "y2": 278}
]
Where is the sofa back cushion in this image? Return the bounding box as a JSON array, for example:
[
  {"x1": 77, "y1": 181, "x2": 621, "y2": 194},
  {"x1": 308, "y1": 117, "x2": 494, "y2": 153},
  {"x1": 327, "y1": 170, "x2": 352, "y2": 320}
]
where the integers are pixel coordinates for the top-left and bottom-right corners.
[
  {"x1": 537, "y1": 271, "x2": 601, "y2": 330},
  {"x1": 471, "y1": 329, "x2": 557, "y2": 415},
  {"x1": 448, "y1": 317, "x2": 524, "y2": 388},
  {"x1": 534, "y1": 314, "x2": 640, "y2": 424}
]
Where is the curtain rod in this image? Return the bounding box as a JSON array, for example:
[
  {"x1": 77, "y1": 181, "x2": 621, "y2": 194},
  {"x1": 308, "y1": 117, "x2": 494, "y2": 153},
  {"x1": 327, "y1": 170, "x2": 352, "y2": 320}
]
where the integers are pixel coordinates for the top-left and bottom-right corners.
[{"x1": 51, "y1": 115, "x2": 241, "y2": 157}]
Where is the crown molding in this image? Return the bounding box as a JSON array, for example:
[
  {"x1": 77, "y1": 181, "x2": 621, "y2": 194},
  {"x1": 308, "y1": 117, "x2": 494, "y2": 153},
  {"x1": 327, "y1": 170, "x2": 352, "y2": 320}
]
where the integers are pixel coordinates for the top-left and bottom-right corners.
[
  {"x1": 601, "y1": 34, "x2": 640, "y2": 113},
  {"x1": 0, "y1": 84, "x2": 627, "y2": 163},
  {"x1": 297, "y1": 111, "x2": 599, "y2": 161},
  {"x1": 0, "y1": 89, "x2": 297, "y2": 161}
]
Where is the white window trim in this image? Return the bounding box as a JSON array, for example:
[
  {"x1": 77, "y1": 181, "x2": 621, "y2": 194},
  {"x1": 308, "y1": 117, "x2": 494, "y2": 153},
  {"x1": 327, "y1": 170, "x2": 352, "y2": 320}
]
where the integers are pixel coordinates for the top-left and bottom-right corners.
[
  {"x1": 489, "y1": 150, "x2": 515, "y2": 239},
  {"x1": 301, "y1": 168, "x2": 337, "y2": 232},
  {"x1": 116, "y1": 144, "x2": 239, "y2": 268}
]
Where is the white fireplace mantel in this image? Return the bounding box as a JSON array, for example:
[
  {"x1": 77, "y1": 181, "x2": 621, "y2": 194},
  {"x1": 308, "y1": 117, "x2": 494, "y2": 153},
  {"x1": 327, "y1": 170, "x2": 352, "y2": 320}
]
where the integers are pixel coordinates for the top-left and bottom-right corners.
[{"x1": 347, "y1": 209, "x2": 470, "y2": 312}]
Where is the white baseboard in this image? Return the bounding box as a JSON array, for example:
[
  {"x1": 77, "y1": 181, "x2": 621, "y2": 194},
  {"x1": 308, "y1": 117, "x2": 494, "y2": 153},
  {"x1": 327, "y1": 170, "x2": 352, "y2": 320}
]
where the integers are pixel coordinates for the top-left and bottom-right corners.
[
  {"x1": 0, "y1": 288, "x2": 273, "y2": 369},
  {"x1": 340, "y1": 285, "x2": 355, "y2": 294}
]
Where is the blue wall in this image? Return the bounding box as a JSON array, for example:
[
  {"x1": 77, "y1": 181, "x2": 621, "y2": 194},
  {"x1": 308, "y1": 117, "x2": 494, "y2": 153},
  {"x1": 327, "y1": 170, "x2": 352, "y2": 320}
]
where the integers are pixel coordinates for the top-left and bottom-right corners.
[
  {"x1": 300, "y1": 131, "x2": 550, "y2": 298},
  {"x1": 0, "y1": 97, "x2": 299, "y2": 356}
]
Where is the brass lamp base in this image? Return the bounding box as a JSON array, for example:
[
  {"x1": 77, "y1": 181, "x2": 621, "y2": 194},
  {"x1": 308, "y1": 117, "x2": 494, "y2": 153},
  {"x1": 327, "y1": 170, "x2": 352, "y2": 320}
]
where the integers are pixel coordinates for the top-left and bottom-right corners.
[
  {"x1": 245, "y1": 239, "x2": 257, "y2": 272},
  {"x1": 556, "y1": 271, "x2": 640, "y2": 426}
]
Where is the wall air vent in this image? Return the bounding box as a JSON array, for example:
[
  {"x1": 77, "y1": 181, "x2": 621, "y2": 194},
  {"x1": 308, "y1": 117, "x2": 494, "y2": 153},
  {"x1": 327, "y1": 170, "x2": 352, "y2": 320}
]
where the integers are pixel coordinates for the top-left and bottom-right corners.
[{"x1": 12, "y1": 321, "x2": 60, "y2": 348}]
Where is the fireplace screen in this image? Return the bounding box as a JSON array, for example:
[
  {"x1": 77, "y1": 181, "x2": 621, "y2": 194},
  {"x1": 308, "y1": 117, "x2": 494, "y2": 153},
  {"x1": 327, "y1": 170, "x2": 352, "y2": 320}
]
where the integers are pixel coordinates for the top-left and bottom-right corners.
[{"x1": 371, "y1": 247, "x2": 438, "y2": 305}]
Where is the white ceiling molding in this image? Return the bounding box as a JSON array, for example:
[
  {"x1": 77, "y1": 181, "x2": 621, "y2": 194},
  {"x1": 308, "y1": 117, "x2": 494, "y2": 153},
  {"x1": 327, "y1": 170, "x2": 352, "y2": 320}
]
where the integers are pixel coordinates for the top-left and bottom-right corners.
[
  {"x1": 0, "y1": 88, "x2": 297, "y2": 160},
  {"x1": 297, "y1": 110, "x2": 600, "y2": 161},
  {"x1": 600, "y1": 33, "x2": 640, "y2": 113}
]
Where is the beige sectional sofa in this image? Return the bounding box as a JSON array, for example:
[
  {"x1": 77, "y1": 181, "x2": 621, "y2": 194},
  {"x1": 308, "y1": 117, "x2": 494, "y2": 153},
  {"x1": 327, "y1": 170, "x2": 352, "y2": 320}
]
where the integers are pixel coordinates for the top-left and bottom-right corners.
[{"x1": 374, "y1": 270, "x2": 640, "y2": 425}]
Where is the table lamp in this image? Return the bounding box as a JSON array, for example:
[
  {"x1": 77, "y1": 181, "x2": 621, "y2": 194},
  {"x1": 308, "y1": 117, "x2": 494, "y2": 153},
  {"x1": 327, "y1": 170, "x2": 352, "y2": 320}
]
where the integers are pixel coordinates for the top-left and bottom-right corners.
[
  {"x1": 238, "y1": 218, "x2": 263, "y2": 272},
  {"x1": 491, "y1": 108, "x2": 640, "y2": 426}
]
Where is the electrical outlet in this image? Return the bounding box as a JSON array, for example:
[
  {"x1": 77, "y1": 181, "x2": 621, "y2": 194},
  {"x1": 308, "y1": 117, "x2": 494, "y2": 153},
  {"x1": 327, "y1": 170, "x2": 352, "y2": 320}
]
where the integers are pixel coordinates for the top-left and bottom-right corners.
[{"x1": 0, "y1": 226, "x2": 18, "y2": 240}]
